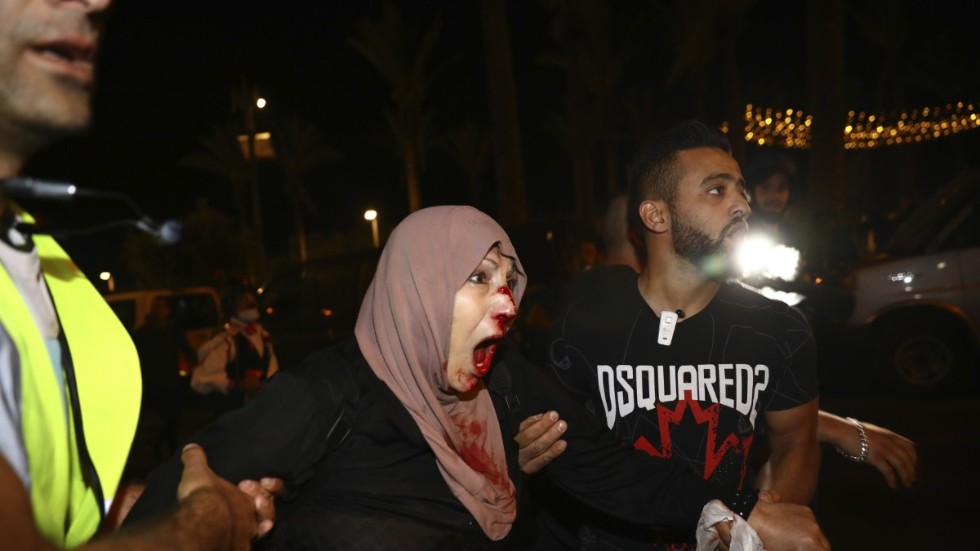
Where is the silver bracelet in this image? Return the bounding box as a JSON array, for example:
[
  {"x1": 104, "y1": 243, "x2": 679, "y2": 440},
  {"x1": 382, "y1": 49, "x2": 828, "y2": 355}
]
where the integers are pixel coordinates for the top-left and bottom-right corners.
[{"x1": 834, "y1": 416, "x2": 869, "y2": 463}]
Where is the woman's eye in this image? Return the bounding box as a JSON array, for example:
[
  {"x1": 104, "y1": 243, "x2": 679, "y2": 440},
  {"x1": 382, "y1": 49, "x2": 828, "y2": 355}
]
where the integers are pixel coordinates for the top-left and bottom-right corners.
[
  {"x1": 468, "y1": 271, "x2": 487, "y2": 284},
  {"x1": 507, "y1": 277, "x2": 518, "y2": 292}
]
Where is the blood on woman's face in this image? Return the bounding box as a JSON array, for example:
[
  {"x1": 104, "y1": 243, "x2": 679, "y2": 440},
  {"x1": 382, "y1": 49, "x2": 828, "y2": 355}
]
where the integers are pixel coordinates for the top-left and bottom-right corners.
[{"x1": 445, "y1": 246, "x2": 518, "y2": 394}]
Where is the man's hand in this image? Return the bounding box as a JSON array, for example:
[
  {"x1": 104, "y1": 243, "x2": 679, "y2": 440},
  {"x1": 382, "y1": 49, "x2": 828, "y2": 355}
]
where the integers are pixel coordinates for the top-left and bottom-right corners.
[
  {"x1": 177, "y1": 444, "x2": 266, "y2": 548},
  {"x1": 237, "y1": 477, "x2": 284, "y2": 537},
  {"x1": 747, "y1": 491, "x2": 831, "y2": 550},
  {"x1": 857, "y1": 421, "x2": 917, "y2": 488},
  {"x1": 516, "y1": 411, "x2": 567, "y2": 474},
  {"x1": 818, "y1": 411, "x2": 918, "y2": 488}
]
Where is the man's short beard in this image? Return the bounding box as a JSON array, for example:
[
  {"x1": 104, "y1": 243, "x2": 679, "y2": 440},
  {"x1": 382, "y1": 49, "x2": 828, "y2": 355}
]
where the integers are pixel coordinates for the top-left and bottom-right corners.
[{"x1": 671, "y1": 210, "x2": 746, "y2": 279}]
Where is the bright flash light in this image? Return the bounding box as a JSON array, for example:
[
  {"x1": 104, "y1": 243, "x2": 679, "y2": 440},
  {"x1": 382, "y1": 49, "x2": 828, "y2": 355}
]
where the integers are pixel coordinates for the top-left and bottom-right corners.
[
  {"x1": 99, "y1": 272, "x2": 111, "y2": 281},
  {"x1": 737, "y1": 235, "x2": 800, "y2": 281},
  {"x1": 758, "y1": 286, "x2": 805, "y2": 306},
  {"x1": 256, "y1": 97, "x2": 267, "y2": 109},
  {"x1": 363, "y1": 209, "x2": 378, "y2": 221}
]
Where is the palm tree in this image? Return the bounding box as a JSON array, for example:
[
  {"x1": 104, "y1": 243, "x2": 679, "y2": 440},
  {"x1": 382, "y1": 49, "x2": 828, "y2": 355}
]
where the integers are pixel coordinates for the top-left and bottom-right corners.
[
  {"x1": 480, "y1": 0, "x2": 528, "y2": 225},
  {"x1": 180, "y1": 120, "x2": 272, "y2": 279},
  {"x1": 806, "y1": 0, "x2": 848, "y2": 217},
  {"x1": 347, "y1": 1, "x2": 443, "y2": 213},
  {"x1": 179, "y1": 121, "x2": 251, "y2": 232},
  {"x1": 441, "y1": 121, "x2": 492, "y2": 204},
  {"x1": 538, "y1": 0, "x2": 644, "y2": 218},
  {"x1": 651, "y1": 0, "x2": 754, "y2": 163},
  {"x1": 270, "y1": 117, "x2": 342, "y2": 263}
]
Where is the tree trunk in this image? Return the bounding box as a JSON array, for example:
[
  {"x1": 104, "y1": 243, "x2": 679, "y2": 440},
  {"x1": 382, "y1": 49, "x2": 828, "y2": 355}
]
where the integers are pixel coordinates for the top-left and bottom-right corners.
[
  {"x1": 806, "y1": 0, "x2": 847, "y2": 219},
  {"x1": 293, "y1": 200, "x2": 308, "y2": 264},
  {"x1": 480, "y1": 0, "x2": 527, "y2": 225},
  {"x1": 247, "y1": 133, "x2": 267, "y2": 279},
  {"x1": 721, "y1": 40, "x2": 746, "y2": 166}
]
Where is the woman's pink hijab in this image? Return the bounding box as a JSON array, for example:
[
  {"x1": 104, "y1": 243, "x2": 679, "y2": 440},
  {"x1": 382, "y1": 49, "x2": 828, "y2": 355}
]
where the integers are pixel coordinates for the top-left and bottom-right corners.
[{"x1": 354, "y1": 205, "x2": 526, "y2": 541}]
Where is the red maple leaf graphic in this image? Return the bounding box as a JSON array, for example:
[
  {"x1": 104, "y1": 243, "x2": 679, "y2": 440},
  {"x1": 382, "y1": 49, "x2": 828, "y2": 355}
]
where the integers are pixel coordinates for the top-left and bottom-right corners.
[{"x1": 633, "y1": 392, "x2": 753, "y2": 485}]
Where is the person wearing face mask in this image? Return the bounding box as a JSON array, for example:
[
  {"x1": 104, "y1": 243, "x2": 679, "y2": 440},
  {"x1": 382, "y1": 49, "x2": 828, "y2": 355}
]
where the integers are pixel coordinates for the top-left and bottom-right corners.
[{"x1": 191, "y1": 288, "x2": 279, "y2": 414}]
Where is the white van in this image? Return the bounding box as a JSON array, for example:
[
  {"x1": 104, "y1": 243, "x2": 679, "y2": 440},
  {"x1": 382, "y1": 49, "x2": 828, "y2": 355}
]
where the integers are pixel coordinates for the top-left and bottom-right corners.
[
  {"x1": 846, "y1": 170, "x2": 980, "y2": 395},
  {"x1": 104, "y1": 287, "x2": 223, "y2": 355}
]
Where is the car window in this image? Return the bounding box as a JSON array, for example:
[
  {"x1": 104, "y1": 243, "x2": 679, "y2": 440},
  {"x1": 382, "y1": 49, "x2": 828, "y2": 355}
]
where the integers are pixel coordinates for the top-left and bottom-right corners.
[
  {"x1": 936, "y1": 201, "x2": 980, "y2": 253},
  {"x1": 167, "y1": 294, "x2": 221, "y2": 330},
  {"x1": 884, "y1": 171, "x2": 980, "y2": 256},
  {"x1": 259, "y1": 251, "x2": 380, "y2": 337}
]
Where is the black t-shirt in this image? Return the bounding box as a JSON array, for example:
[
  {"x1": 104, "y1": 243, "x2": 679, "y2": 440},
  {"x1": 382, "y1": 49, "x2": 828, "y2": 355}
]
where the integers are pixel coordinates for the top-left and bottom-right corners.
[{"x1": 541, "y1": 265, "x2": 819, "y2": 549}]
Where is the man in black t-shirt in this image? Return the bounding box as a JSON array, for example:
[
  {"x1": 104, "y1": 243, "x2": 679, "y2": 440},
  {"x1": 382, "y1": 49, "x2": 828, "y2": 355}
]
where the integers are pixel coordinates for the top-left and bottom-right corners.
[{"x1": 529, "y1": 120, "x2": 822, "y2": 550}]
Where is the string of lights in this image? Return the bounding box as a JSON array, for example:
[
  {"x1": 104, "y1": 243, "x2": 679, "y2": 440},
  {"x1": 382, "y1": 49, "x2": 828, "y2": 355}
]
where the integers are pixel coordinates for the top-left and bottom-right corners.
[{"x1": 740, "y1": 101, "x2": 979, "y2": 149}]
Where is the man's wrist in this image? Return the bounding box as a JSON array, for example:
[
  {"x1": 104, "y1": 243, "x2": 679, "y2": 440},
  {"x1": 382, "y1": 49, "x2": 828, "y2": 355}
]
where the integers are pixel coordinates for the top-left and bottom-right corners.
[{"x1": 173, "y1": 487, "x2": 237, "y2": 551}]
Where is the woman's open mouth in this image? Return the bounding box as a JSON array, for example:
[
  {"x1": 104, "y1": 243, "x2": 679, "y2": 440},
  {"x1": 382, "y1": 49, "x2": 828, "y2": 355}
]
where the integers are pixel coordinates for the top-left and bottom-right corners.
[{"x1": 473, "y1": 340, "x2": 500, "y2": 377}]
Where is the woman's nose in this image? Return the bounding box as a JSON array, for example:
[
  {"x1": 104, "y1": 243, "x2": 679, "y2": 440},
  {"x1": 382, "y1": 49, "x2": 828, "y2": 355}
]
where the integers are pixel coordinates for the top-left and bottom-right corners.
[{"x1": 493, "y1": 286, "x2": 518, "y2": 324}]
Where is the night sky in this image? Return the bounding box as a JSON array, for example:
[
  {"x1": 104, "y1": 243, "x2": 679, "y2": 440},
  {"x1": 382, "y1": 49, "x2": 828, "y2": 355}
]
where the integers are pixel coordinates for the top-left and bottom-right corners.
[{"x1": 17, "y1": 0, "x2": 980, "y2": 283}]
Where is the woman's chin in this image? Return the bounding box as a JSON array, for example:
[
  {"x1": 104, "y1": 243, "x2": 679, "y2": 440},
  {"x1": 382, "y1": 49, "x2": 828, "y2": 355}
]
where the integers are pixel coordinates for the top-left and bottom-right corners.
[{"x1": 449, "y1": 370, "x2": 482, "y2": 396}]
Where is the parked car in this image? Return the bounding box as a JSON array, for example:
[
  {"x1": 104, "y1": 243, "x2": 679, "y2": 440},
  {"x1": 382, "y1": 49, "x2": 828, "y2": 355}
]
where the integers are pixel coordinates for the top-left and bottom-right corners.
[
  {"x1": 258, "y1": 250, "x2": 380, "y2": 369},
  {"x1": 104, "y1": 286, "x2": 223, "y2": 355},
  {"x1": 845, "y1": 169, "x2": 980, "y2": 395}
]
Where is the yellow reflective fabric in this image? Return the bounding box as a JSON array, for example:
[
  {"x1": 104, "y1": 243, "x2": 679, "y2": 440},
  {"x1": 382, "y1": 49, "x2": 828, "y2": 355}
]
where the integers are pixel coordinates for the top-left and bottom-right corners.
[{"x1": 0, "y1": 229, "x2": 141, "y2": 547}]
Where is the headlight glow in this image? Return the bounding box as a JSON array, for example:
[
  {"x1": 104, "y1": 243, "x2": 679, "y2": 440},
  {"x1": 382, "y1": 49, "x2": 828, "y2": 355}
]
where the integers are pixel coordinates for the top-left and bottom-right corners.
[{"x1": 737, "y1": 235, "x2": 801, "y2": 281}]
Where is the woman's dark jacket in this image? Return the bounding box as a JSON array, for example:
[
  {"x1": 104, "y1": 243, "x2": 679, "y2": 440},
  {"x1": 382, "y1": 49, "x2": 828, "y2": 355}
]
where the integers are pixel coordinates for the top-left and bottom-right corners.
[{"x1": 125, "y1": 337, "x2": 736, "y2": 549}]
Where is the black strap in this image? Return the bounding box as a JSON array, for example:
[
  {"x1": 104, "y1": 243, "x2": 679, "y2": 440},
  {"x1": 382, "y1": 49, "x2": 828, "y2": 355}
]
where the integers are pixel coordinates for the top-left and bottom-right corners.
[
  {"x1": 322, "y1": 343, "x2": 360, "y2": 450},
  {"x1": 487, "y1": 360, "x2": 522, "y2": 436},
  {"x1": 58, "y1": 331, "x2": 106, "y2": 523}
]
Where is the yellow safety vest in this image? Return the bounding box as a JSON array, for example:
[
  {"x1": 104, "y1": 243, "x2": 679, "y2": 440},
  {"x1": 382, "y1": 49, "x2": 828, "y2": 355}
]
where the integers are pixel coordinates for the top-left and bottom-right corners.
[{"x1": 0, "y1": 227, "x2": 141, "y2": 547}]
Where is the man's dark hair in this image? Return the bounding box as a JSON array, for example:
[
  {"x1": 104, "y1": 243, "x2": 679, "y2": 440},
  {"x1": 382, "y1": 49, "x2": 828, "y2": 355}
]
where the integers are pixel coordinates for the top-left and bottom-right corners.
[{"x1": 626, "y1": 120, "x2": 732, "y2": 233}]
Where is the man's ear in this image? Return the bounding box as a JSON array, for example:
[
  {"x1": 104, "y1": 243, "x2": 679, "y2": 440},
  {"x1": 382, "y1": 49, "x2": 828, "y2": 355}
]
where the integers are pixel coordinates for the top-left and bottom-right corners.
[{"x1": 638, "y1": 200, "x2": 669, "y2": 233}]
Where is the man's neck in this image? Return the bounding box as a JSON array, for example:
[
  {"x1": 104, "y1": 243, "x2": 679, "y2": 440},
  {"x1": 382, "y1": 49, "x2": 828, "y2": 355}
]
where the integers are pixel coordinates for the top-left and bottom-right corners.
[{"x1": 637, "y1": 249, "x2": 721, "y2": 319}]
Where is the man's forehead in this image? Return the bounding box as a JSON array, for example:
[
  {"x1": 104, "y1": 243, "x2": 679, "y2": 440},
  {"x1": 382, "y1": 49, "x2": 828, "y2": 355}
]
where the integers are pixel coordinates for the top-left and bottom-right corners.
[{"x1": 676, "y1": 148, "x2": 741, "y2": 183}]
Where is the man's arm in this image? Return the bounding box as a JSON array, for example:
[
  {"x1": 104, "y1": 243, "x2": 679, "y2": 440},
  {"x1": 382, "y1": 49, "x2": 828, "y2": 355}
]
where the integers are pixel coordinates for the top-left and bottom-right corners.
[
  {"x1": 0, "y1": 446, "x2": 269, "y2": 551},
  {"x1": 515, "y1": 413, "x2": 830, "y2": 550},
  {"x1": 757, "y1": 399, "x2": 820, "y2": 504},
  {"x1": 818, "y1": 410, "x2": 917, "y2": 488}
]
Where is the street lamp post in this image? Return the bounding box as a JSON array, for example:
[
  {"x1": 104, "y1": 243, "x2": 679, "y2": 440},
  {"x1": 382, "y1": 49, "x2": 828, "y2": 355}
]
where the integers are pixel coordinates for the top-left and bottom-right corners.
[
  {"x1": 233, "y1": 74, "x2": 268, "y2": 278},
  {"x1": 364, "y1": 209, "x2": 379, "y2": 249},
  {"x1": 99, "y1": 271, "x2": 115, "y2": 293}
]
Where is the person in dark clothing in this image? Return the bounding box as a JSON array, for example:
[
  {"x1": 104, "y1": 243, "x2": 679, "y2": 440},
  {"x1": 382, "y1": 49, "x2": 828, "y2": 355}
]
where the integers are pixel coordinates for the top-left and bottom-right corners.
[
  {"x1": 521, "y1": 121, "x2": 825, "y2": 550},
  {"x1": 125, "y1": 205, "x2": 827, "y2": 550},
  {"x1": 132, "y1": 296, "x2": 196, "y2": 457}
]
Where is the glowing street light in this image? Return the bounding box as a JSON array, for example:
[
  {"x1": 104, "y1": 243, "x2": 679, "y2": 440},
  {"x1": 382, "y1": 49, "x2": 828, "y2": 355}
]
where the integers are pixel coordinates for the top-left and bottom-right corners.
[
  {"x1": 99, "y1": 271, "x2": 115, "y2": 293},
  {"x1": 364, "y1": 209, "x2": 379, "y2": 249},
  {"x1": 256, "y1": 97, "x2": 267, "y2": 109}
]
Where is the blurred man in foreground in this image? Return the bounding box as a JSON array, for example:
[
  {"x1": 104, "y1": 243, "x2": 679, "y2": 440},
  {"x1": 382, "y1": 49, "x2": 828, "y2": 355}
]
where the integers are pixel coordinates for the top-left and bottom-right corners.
[{"x1": 0, "y1": 1, "x2": 276, "y2": 548}]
